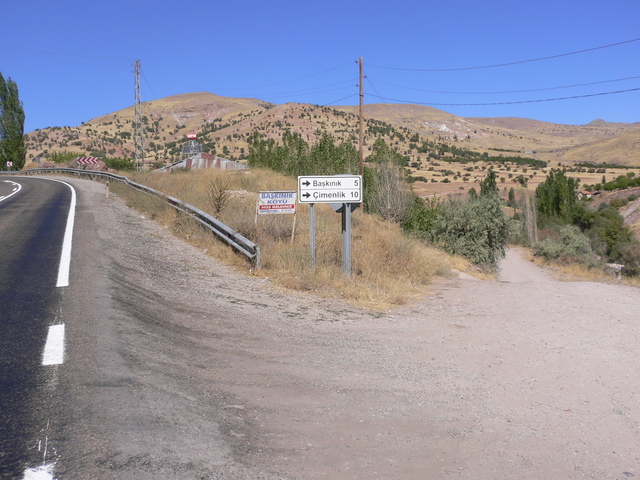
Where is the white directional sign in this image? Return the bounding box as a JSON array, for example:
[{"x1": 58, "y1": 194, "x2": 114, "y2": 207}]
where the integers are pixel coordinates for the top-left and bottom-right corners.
[{"x1": 298, "y1": 175, "x2": 362, "y2": 204}]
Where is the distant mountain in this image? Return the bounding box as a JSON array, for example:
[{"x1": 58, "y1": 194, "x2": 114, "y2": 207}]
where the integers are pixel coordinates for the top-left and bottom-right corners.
[{"x1": 24, "y1": 92, "x2": 640, "y2": 167}]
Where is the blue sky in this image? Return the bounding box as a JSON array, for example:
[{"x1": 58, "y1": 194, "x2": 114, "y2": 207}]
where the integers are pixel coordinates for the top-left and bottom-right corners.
[{"x1": 3, "y1": 0, "x2": 639, "y2": 133}]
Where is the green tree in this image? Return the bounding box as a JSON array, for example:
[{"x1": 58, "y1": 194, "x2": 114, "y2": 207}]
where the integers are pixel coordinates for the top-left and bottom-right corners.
[
  {"x1": 368, "y1": 137, "x2": 405, "y2": 165},
  {"x1": 536, "y1": 170, "x2": 577, "y2": 223},
  {"x1": 479, "y1": 169, "x2": 498, "y2": 197},
  {"x1": 0, "y1": 73, "x2": 26, "y2": 170},
  {"x1": 308, "y1": 133, "x2": 358, "y2": 176},
  {"x1": 247, "y1": 131, "x2": 357, "y2": 177},
  {"x1": 508, "y1": 187, "x2": 515, "y2": 209},
  {"x1": 402, "y1": 196, "x2": 442, "y2": 239}
]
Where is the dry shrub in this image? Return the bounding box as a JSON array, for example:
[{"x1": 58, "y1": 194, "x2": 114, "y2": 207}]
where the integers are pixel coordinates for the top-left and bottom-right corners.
[
  {"x1": 206, "y1": 176, "x2": 233, "y2": 215},
  {"x1": 113, "y1": 169, "x2": 465, "y2": 308},
  {"x1": 348, "y1": 216, "x2": 453, "y2": 306}
]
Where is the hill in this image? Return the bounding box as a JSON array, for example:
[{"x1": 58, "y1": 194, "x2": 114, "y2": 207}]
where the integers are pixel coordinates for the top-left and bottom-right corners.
[{"x1": 24, "y1": 92, "x2": 640, "y2": 169}]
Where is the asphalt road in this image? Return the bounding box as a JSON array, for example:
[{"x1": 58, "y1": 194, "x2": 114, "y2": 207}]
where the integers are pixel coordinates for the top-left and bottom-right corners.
[{"x1": 0, "y1": 176, "x2": 74, "y2": 479}]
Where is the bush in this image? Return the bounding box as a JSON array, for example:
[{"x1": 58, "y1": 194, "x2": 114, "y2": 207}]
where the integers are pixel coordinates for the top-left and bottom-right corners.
[
  {"x1": 428, "y1": 194, "x2": 509, "y2": 269},
  {"x1": 104, "y1": 156, "x2": 135, "y2": 171},
  {"x1": 533, "y1": 225, "x2": 594, "y2": 263},
  {"x1": 609, "y1": 197, "x2": 628, "y2": 209},
  {"x1": 618, "y1": 243, "x2": 640, "y2": 277},
  {"x1": 587, "y1": 206, "x2": 632, "y2": 259},
  {"x1": 533, "y1": 238, "x2": 566, "y2": 260},
  {"x1": 402, "y1": 196, "x2": 442, "y2": 239},
  {"x1": 49, "y1": 151, "x2": 86, "y2": 164}
]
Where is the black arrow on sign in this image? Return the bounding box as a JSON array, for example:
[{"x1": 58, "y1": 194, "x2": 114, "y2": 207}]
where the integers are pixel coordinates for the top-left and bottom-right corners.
[
  {"x1": 302, "y1": 180, "x2": 311, "y2": 187},
  {"x1": 303, "y1": 192, "x2": 311, "y2": 199}
]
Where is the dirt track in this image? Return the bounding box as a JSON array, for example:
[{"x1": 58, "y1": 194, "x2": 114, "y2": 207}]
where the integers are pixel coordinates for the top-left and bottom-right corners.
[{"x1": 59, "y1": 178, "x2": 640, "y2": 479}]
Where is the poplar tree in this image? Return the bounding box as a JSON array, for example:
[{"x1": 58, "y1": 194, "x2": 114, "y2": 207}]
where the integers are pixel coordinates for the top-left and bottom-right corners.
[
  {"x1": 535, "y1": 170, "x2": 577, "y2": 222},
  {"x1": 365, "y1": 138, "x2": 413, "y2": 222},
  {"x1": 0, "y1": 73, "x2": 26, "y2": 170}
]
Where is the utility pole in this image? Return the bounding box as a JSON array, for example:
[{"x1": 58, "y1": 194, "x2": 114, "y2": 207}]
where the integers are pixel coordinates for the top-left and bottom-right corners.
[
  {"x1": 133, "y1": 60, "x2": 145, "y2": 172},
  {"x1": 358, "y1": 57, "x2": 364, "y2": 178}
]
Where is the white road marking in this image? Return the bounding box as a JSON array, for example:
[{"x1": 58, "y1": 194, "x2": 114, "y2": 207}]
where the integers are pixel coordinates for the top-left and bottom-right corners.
[
  {"x1": 51, "y1": 180, "x2": 76, "y2": 288},
  {"x1": 42, "y1": 324, "x2": 65, "y2": 366},
  {"x1": 0, "y1": 180, "x2": 22, "y2": 203},
  {"x1": 23, "y1": 463, "x2": 55, "y2": 480}
]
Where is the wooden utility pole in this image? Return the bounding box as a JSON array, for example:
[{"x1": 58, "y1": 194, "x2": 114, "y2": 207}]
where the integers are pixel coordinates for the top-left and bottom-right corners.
[{"x1": 358, "y1": 57, "x2": 364, "y2": 178}]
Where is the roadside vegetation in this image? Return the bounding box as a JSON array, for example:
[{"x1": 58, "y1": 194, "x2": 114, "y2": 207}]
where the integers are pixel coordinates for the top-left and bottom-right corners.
[
  {"x1": 109, "y1": 133, "x2": 517, "y2": 308},
  {"x1": 109, "y1": 127, "x2": 640, "y2": 309},
  {"x1": 530, "y1": 170, "x2": 640, "y2": 279},
  {"x1": 112, "y1": 166, "x2": 465, "y2": 309},
  {"x1": 24, "y1": 114, "x2": 638, "y2": 296}
]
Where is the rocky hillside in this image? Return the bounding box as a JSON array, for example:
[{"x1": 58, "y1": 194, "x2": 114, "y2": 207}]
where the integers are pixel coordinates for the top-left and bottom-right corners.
[{"x1": 24, "y1": 92, "x2": 640, "y2": 168}]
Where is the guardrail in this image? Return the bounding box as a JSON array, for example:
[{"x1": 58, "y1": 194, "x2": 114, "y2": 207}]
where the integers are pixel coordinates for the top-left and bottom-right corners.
[{"x1": 1, "y1": 168, "x2": 260, "y2": 268}]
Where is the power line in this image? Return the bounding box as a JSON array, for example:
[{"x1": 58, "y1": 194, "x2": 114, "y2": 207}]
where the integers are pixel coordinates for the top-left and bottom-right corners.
[
  {"x1": 365, "y1": 76, "x2": 383, "y2": 99},
  {"x1": 369, "y1": 75, "x2": 640, "y2": 95},
  {"x1": 140, "y1": 68, "x2": 159, "y2": 101},
  {"x1": 143, "y1": 63, "x2": 356, "y2": 104},
  {"x1": 264, "y1": 86, "x2": 355, "y2": 101},
  {"x1": 323, "y1": 93, "x2": 358, "y2": 106},
  {"x1": 219, "y1": 62, "x2": 354, "y2": 90},
  {"x1": 258, "y1": 80, "x2": 355, "y2": 99},
  {"x1": 366, "y1": 87, "x2": 640, "y2": 107},
  {"x1": 367, "y1": 37, "x2": 640, "y2": 72},
  {"x1": 131, "y1": 62, "x2": 355, "y2": 104}
]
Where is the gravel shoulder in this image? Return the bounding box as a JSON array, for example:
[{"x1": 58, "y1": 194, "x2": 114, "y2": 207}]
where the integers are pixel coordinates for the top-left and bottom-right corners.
[{"x1": 57, "y1": 178, "x2": 640, "y2": 479}]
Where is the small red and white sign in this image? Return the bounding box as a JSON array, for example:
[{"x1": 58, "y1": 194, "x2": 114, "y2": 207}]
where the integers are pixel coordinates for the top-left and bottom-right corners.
[
  {"x1": 257, "y1": 191, "x2": 296, "y2": 215},
  {"x1": 75, "y1": 156, "x2": 100, "y2": 165}
]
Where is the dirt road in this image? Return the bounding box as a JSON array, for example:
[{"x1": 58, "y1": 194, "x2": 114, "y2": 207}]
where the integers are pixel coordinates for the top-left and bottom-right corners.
[{"x1": 57, "y1": 179, "x2": 640, "y2": 479}]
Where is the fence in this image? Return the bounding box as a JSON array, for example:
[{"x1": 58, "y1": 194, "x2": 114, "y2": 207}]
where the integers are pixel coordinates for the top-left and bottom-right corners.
[{"x1": 0, "y1": 168, "x2": 260, "y2": 268}]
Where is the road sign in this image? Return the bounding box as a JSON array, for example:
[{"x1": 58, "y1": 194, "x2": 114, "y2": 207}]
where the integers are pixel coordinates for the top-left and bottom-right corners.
[
  {"x1": 75, "y1": 157, "x2": 100, "y2": 165},
  {"x1": 257, "y1": 191, "x2": 296, "y2": 214},
  {"x1": 298, "y1": 175, "x2": 362, "y2": 204}
]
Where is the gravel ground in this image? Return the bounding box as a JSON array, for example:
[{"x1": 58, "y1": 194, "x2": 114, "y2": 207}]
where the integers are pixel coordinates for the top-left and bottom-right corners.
[{"x1": 56, "y1": 178, "x2": 640, "y2": 479}]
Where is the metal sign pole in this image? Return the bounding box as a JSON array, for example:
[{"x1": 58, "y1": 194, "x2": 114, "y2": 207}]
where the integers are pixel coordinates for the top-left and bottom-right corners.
[
  {"x1": 290, "y1": 212, "x2": 297, "y2": 244},
  {"x1": 310, "y1": 203, "x2": 316, "y2": 268},
  {"x1": 342, "y1": 203, "x2": 352, "y2": 276}
]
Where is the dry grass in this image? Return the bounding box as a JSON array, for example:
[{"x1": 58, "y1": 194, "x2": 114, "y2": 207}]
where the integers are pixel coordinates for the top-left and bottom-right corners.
[
  {"x1": 112, "y1": 168, "x2": 467, "y2": 309},
  {"x1": 529, "y1": 254, "x2": 640, "y2": 286}
]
